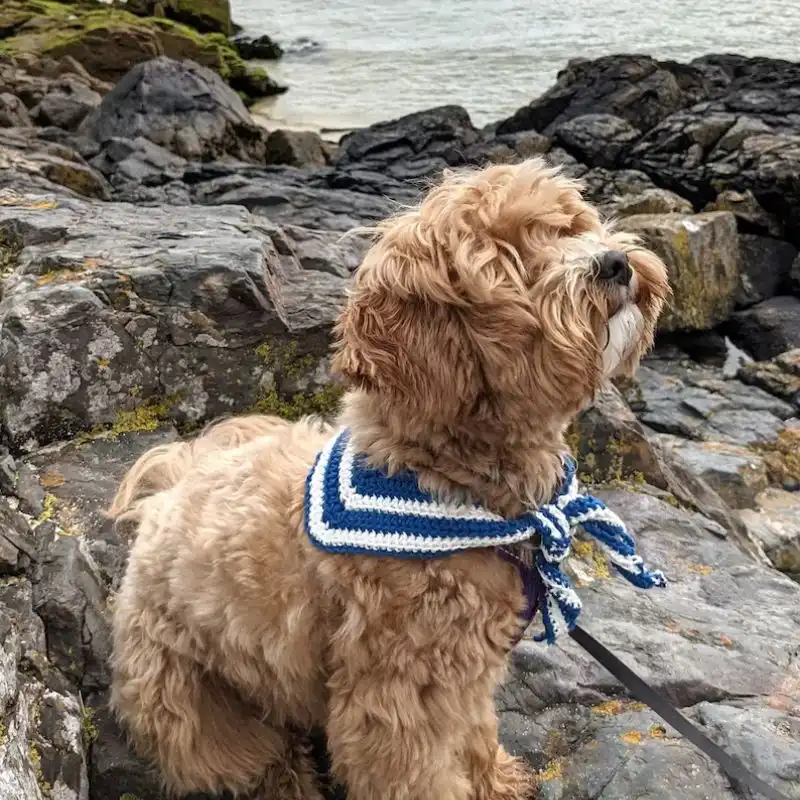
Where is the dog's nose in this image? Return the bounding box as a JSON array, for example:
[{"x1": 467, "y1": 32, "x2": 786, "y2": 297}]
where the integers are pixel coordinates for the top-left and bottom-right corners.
[{"x1": 593, "y1": 250, "x2": 632, "y2": 286}]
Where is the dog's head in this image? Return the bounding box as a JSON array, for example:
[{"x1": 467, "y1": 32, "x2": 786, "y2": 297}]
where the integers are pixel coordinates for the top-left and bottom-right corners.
[{"x1": 332, "y1": 158, "x2": 669, "y2": 431}]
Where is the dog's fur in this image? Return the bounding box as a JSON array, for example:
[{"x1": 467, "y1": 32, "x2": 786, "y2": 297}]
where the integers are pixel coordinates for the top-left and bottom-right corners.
[{"x1": 109, "y1": 159, "x2": 669, "y2": 800}]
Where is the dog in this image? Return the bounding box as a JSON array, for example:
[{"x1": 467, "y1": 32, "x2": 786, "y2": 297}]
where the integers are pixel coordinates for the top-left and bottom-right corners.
[{"x1": 108, "y1": 157, "x2": 669, "y2": 800}]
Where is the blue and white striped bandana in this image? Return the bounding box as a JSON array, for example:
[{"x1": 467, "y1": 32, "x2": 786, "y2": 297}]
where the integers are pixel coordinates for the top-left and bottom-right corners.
[{"x1": 304, "y1": 428, "x2": 667, "y2": 643}]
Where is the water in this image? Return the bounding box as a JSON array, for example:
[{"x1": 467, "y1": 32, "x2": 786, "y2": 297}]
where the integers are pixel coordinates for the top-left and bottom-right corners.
[{"x1": 232, "y1": 0, "x2": 800, "y2": 134}]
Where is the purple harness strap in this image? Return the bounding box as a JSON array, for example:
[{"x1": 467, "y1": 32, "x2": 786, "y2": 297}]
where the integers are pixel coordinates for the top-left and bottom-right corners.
[{"x1": 496, "y1": 547, "x2": 542, "y2": 647}]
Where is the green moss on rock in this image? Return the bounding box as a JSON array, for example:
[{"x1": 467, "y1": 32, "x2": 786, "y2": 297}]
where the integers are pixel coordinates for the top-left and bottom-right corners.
[{"x1": 0, "y1": 0, "x2": 277, "y2": 99}]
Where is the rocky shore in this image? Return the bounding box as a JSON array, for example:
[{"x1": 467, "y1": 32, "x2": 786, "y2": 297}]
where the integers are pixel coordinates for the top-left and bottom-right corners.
[{"x1": 0, "y1": 20, "x2": 798, "y2": 800}]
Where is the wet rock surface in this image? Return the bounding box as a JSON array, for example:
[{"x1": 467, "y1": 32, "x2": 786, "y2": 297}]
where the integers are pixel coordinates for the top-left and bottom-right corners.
[{"x1": 0, "y1": 47, "x2": 798, "y2": 800}]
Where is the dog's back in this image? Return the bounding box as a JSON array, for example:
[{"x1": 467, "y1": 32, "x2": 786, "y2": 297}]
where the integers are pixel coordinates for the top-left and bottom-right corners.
[{"x1": 108, "y1": 414, "x2": 292, "y2": 529}]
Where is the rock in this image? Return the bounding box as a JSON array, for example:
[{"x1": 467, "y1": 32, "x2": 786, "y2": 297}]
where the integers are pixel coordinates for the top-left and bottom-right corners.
[
  {"x1": 705, "y1": 188, "x2": 783, "y2": 238},
  {"x1": 740, "y1": 488, "x2": 800, "y2": 575},
  {"x1": 0, "y1": 1, "x2": 274, "y2": 102},
  {"x1": 739, "y1": 349, "x2": 800, "y2": 409},
  {"x1": 89, "y1": 135, "x2": 189, "y2": 188},
  {"x1": 553, "y1": 113, "x2": 641, "y2": 169},
  {"x1": 332, "y1": 105, "x2": 480, "y2": 181},
  {"x1": 0, "y1": 93, "x2": 32, "y2": 128},
  {"x1": 0, "y1": 144, "x2": 111, "y2": 201},
  {"x1": 618, "y1": 212, "x2": 739, "y2": 332},
  {"x1": 606, "y1": 188, "x2": 693, "y2": 217},
  {"x1": 80, "y1": 57, "x2": 269, "y2": 163},
  {"x1": 791, "y1": 253, "x2": 800, "y2": 296},
  {"x1": 189, "y1": 164, "x2": 412, "y2": 232},
  {"x1": 0, "y1": 498, "x2": 37, "y2": 575},
  {"x1": 86, "y1": 690, "x2": 163, "y2": 800},
  {"x1": 499, "y1": 490, "x2": 800, "y2": 800},
  {"x1": 497, "y1": 54, "x2": 714, "y2": 136},
  {"x1": 126, "y1": 0, "x2": 233, "y2": 35},
  {"x1": 230, "y1": 66, "x2": 288, "y2": 104},
  {"x1": 232, "y1": 32, "x2": 284, "y2": 61},
  {"x1": 721, "y1": 296, "x2": 800, "y2": 361},
  {"x1": 756, "y1": 425, "x2": 800, "y2": 492},
  {"x1": 735, "y1": 234, "x2": 798, "y2": 308},
  {"x1": 654, "y1": 436, "x2": 769, "y2": 509},
  {"x1": 265, "y1": 128, "x2": 329, "y2": 168},
  {"x1": 625, "y1": 58, "x2": 800, "y2": 244},
  {"x1": 23, "y1": 428, "x2": 182, "y2": 585},
  {"x1": 0, "y1": 191, "x2": 348, "y2": 451},
  {"x1": 33, "y1": 535, "x2": 111, "y2": 691},
  {"x1": 31, "y1": 78, "x2": 102, "y2": 132},
  {"x1": 629, "y1": 362, "x2": 795, "y2": 446}
]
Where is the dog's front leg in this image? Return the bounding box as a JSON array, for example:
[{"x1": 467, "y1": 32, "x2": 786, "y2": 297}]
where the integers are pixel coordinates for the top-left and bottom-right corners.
[{"x1": 324, "y1": 564, "x2": 533, "y2": 800}]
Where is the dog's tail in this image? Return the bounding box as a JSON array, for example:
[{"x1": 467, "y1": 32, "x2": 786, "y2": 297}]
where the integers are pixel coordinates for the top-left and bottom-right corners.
[{"x1": 108, "y1": 414, "x2": 291, "y2": 528}]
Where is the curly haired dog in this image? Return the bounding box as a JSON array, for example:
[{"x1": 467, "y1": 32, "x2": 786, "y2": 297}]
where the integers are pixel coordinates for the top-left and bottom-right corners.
[{"x1": 108, "y1": 158, "x2": 669, "y2": 800}]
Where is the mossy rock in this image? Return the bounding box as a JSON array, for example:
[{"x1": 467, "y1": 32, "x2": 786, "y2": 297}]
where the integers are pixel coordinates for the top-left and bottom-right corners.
[
  {"x1": 125, "y1": 0, "x2": 232, "y2": 35},
  {"x1": 0, "y1": 1, "x2": 274, "y2": 99}
]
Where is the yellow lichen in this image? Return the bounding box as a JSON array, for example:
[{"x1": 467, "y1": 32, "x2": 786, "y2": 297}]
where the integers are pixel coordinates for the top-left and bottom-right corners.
[
  {"x1": 688, "y1": 564, "x2": 713, "y2": 575},
  {"x1": 81, "y1": 705, "x2": 98, "y2": 744},
  {"x1": 591, "y1": 699, "x2": 646, "y2": 716},
  {"x1": 756, "y1": 428, "x2": 800, "y2": 487},
  {"x1": 535, "y1": 758, "x2": 564, "y2": 782},
  {"x1": 36, "y1": 492, "x2": 58, "y2": 524},
  {"x1": 39, "y1": 470, "x2": 65, "y2": 489},
  {"x1": 649, "y1": 724, "x2": 667, "y2": 739},
  {"x1": 621, "y1": 731, "x2": 643, "y2": 744}
]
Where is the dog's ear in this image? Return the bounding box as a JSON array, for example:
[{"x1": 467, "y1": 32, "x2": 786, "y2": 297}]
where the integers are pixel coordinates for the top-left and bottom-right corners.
[{"x1": 331, "y1": 226, "x2": 481, "y2": 421}]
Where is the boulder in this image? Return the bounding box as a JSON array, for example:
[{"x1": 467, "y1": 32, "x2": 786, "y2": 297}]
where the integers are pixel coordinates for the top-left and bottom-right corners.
[
  {"x1": 31, "y1": 77, "x2": 102, "y2": 132},
  {"x1": 721, "y1": 296, "x2": 800, "y2": 361},
  {"x1": 79, "y1": 57, "x2": 269, "y2": 163},
  {"x1": 553, "y1": 113, "x2": 641, "y2": 169},
  {"x1": 496, "y1": 54, "x2": 714, "y2": 136},
  {"x1": 735, "y1": 234, "x2": 797, "y2": 308},
  {"x1": 0, "y1": 191, "x2": 349, "y2": 451},
  {"x1": 625, "y1": 58, "x2": 800, "y2": 244},
  {"x1": 125, "y1": 0, "x2": 233, "y2": 35},
  {"x1": 265, "y1": 128, "x2": 329, "y2": 168},
  {"x1": 332, "y1": 105, "x2": 480, "y2": 180},
  {"x1": 606, "y1": 188, "x2": 693, "y2": 218},
  {"x1": 618, "y1": 212, "x2": 739, "y2": 332},
  {"x1": 232, "y1": 32, "x2": 284, "y2": 61}
]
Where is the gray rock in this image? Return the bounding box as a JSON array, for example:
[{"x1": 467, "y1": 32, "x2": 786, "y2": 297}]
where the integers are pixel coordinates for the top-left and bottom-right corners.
[
  {"x1": 0, "y1": 192, "x2": 349, "y2": 451},
  {"x1": 738, "y1": 348, "x2": 800, "y2": 410},
  {"x1": 654, "y1": 436, "x2": 769, "y2": 509},
  {"x1": 499, "y1": 490, "x2": 800, "y2": 800},
  {"x1": 23, "y1": 428, "x2": 181, "y2": 585},
  {"x1": 553, "y1": 113, "x2": 641, "y2": 169},
  {"x1": 735, "y1": 234, "x2": 798, "y2": 308},
  {"x1": 265, "y1": 129, "x2": 329, "y2": 168},
  {"x1": 0, "y1": 93, "x2": 32, "y2": 128},
  {"x1": 606, "y1": 188, "x2": 693, "y2": 218},
  {"x1": 89, "y1": 136, "x2": 188, "y2": 187},
  {"x1": 497, "y1": 54, "x2": 714, "y2": 136},
  {"x1": 740, "y1": 488, "x2": 800, "y2": 575},
  {"x1": 631, "y1": 362, "x2": 794, "y2": 445},
  {"x1": 0, "y1": 498, "x2": 37, "y2": 575},
  {"x1": 0, "y1": 145, "x2": 110, "y2": 201},
  {"x1": 31, "y1": 78, "x2": 102, "y2": 132},
  {"x1": 705, "y1": 188, "x2": 783, "y2": 238},
  {"x1": 33, "y1": 535, "x2": 111, "y2": 691},
  {"x1": 722, "y1": 296, "x2": 800, "y2": 361},
  {"x1": 79, "y1": 57, "x2": 269, "y2": 164},
  {"x1": 618, "y1": 212, "x2": 740, "y2": 332}
]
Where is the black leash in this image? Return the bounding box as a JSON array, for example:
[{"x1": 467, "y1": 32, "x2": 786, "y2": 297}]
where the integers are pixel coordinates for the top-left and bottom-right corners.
[{"x1": 569, "y1": 624, "x2": 793, "y2": 800}]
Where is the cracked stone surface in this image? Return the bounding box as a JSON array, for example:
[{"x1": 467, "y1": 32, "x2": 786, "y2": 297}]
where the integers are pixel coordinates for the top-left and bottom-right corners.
[
  {"x1": 499, "y1": 489, "x2": 800, "y2": 799},
  {"x1": 0, "y1": 192, "x2": 351, "y2": 452}
]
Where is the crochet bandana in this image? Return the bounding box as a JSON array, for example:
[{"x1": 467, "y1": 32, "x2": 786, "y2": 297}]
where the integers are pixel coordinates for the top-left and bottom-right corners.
[{"x1": 304, "y1": 428, "x2": 667, "y2": 644}]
